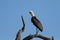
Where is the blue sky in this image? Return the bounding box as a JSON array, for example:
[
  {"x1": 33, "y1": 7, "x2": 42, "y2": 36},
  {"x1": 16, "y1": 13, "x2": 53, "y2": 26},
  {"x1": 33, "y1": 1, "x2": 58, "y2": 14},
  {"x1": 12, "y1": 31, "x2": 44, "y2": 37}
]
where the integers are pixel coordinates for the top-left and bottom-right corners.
[{"x1": 0, "y1": 0, "x2": 60, "y2": 40}]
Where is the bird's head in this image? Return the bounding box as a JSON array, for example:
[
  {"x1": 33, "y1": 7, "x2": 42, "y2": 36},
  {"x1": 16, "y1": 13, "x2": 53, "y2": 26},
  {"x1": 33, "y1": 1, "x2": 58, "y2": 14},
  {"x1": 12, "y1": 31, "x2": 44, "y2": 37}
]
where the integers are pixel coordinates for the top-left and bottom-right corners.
[{"x1": 29, "y1": 10, "x2": 35, "y2": 17}]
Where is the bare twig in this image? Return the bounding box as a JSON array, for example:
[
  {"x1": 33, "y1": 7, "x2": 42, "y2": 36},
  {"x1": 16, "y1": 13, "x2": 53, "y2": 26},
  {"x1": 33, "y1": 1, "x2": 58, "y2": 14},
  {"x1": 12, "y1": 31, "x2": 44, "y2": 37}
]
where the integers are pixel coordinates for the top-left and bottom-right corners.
[{"x1": 15, "y1": 16, "x2": 25, "y2": 40}]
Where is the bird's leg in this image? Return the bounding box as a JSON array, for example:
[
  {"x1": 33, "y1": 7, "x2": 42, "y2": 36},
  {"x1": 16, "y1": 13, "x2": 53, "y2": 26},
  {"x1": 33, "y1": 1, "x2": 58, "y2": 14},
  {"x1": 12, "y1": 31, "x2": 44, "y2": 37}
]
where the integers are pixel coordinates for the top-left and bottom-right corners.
[{"x1": 36, "y1": 28, "x2": 39, "y2": 35}]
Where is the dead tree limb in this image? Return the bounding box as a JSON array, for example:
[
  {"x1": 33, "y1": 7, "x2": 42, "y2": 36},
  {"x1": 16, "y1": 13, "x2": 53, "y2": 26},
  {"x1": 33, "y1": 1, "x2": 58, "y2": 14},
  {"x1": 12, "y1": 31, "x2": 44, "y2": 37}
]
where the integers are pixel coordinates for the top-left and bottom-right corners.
[
  {"x1": 15, "y1": 16, "x2": 25, "y2": 40},
  {"x1": 23, "y1": 34, "x2": 54, "y2": 40}
]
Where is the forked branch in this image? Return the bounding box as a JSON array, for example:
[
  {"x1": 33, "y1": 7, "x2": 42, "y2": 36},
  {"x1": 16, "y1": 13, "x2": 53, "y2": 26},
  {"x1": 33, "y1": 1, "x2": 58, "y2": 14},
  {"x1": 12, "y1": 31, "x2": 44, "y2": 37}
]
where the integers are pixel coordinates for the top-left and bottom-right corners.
[{"x1": 23, "y1": 34, "x2": 54, "y2": 40}]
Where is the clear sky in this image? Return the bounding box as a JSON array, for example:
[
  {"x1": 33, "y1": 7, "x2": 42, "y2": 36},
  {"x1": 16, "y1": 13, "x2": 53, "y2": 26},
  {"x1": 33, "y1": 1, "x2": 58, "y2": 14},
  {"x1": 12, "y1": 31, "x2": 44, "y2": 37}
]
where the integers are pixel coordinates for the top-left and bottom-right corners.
[{"x1": 0, "y1": 0, "x2": 60, "y2": 40}]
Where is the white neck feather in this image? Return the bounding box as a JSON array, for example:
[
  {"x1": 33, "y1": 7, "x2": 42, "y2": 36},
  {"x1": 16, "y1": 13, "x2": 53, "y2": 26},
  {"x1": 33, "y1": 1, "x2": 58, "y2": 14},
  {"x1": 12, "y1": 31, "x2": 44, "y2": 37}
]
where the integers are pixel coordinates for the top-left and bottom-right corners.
[{"x1": 29, "y1": 10, "x2": 35, "y2": 17}]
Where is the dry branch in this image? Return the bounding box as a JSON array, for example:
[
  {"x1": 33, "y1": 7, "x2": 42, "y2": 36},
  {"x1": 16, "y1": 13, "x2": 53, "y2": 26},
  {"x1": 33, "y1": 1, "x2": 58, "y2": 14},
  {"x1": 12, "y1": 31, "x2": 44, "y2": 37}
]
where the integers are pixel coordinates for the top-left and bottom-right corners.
[
  {"x1": 23, "y1": 34, "x2": 54, "y2": 40},
  {"x1": 15, "y1": 16, "x2": 25, "y2": 40}
]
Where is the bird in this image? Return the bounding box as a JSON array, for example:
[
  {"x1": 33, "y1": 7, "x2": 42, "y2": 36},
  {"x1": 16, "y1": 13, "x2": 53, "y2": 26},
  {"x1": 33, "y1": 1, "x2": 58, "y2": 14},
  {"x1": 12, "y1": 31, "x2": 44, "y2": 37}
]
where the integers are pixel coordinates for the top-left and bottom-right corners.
[{"x1": 29, "y1": 10, "x2": 43, "y2": 32}]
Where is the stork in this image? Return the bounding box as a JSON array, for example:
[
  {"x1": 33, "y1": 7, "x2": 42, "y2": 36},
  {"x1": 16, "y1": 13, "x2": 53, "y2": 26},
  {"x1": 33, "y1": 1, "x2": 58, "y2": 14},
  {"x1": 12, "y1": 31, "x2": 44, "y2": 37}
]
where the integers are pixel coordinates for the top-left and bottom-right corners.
[{"x1": 29, "y1": 10, "x2": 43, "y2": 34}]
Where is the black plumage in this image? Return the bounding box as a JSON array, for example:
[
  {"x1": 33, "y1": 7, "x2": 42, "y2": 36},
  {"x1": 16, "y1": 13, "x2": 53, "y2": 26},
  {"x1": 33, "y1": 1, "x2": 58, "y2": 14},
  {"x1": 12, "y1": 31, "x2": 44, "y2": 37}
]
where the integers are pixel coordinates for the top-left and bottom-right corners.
[{"x1": 31, "y1": 16, "x2": 43, "y2": 32}]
